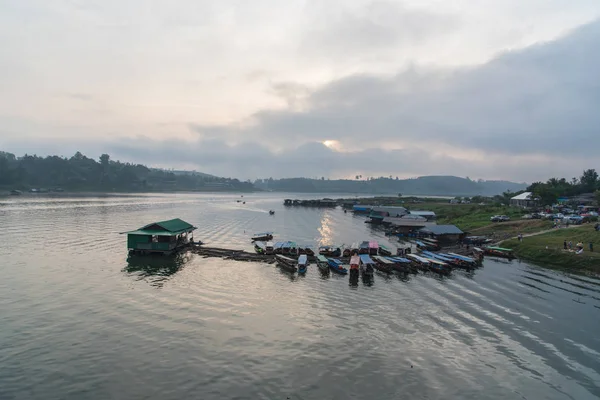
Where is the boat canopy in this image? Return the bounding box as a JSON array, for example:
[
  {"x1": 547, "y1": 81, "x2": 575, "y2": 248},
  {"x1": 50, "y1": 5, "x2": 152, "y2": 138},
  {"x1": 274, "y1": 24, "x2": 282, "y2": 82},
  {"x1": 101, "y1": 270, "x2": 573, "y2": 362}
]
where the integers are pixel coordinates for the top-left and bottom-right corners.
[
  {"x1": 350, "y1": 255, "x2": 360, "y2": 265},
  {"x1": 373, "y1": 256, "x2": 393, "y2": 264},
  {"x1": 407, "y1": 254, "x2": 430, "y2": 264},
  {"x1": 316, "y1": 255, "x2": 328, "y2": 262},
  {"x1": 369, "y1": 241, "x2": 378, "y2": 248},
  {"x1": 388, "y1": 257, "x2": 411, "y2": 263},
  {"x1": 298, "y1": 254, "x2": 308, "y2": 264},
  {"x1": 446, "y1": 253, "x2": 476, "y2": 262},
  {"x1": 421, "y1": 257, "x2": 447, "y2": 266},
  {"x1": 487, "y1": 246, "x2": 513, "y2": 251},
  {"x1": 359, "y1": 254, "x2": 375, "y2": 264}
]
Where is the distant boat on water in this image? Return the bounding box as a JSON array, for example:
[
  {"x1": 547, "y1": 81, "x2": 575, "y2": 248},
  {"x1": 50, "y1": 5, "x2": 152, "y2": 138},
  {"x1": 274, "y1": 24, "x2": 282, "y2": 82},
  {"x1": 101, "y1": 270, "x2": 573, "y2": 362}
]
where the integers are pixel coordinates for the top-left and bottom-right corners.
[{"x1": 251, "y1": 232, "x2": 273, "y2": 241}]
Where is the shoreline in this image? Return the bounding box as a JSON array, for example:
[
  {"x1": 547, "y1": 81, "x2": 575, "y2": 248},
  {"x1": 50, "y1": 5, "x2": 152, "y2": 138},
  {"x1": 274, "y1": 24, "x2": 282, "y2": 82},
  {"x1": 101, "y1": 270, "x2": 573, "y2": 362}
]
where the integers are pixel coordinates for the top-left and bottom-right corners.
[{"x1": 336, "y1": 196, "x2": 600, "y2": 274}]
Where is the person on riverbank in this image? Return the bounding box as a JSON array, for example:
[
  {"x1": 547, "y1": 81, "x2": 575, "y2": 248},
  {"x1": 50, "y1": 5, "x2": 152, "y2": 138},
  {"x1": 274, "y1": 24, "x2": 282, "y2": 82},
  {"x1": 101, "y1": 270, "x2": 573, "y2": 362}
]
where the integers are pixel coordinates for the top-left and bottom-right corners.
[
  {"x1": 518, "y1": 233, "x2": 523, "y2": 242},
  {"x1": 590, "y1": 242, "x2": 594, "y2": 252},
  {"x1": 568, "y1": 241, "x2": 573, "y2": 250},
  {"x1": 564, "y1": 240, "x2": 567, "y2": 250}
]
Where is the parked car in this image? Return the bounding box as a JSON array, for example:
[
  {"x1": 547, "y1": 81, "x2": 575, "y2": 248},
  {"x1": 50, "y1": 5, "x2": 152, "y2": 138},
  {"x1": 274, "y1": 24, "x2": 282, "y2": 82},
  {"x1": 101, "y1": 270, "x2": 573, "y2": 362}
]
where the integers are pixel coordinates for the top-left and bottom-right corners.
[
  {"x1": 563, "y1": 216, "x2": 583, "y2": 225},
  {"x1": 491, "y1": 215, "x2": 510, "y2": 222}
]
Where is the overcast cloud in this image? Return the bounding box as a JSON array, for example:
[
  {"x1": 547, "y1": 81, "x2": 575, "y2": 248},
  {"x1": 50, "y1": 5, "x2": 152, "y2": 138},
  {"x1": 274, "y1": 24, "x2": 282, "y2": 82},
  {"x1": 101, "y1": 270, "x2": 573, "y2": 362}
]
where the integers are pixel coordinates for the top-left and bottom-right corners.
[{"x1": 1, "y1": 0, "x2": 599, "y2": 182}]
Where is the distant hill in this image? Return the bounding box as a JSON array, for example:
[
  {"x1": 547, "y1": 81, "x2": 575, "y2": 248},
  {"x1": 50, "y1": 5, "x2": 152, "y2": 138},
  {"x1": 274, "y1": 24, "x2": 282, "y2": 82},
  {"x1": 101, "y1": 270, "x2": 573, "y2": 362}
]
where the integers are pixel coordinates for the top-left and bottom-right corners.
[
  {"x1": 254, "y1": 176, "x2": 527, "y2": 196},
  {"x1": 0, "y1": 151, "x2": 254, "y2": 192}
]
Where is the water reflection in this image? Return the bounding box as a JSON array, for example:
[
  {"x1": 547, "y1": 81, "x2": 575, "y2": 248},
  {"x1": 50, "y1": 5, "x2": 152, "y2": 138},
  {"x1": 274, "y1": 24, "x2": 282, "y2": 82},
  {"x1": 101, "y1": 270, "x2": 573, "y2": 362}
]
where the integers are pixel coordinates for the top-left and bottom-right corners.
[
  {"x1": 276, "y1": 265, "x2": 298, "y2": 281},
  {"x1": 349, "y1": 270, "x2": 359, "y2": 287},
  {"x1": 124, "y1": 253, "x2": 192, "y2": 287},
  {"x1": 317, "y1": 212, "x2": 334, "y2": 246},
  {"x1": 362, "y1": 274, "x2": 374, "y2": 287}
]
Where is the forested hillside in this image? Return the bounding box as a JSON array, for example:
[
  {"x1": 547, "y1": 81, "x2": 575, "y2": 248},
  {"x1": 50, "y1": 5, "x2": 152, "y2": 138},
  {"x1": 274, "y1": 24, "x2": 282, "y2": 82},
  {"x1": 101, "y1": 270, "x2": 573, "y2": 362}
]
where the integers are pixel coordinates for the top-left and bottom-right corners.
[
  {"x1": 0, "y1": 151, "x2": 255, "y2": 192},
  {"x1": 254, "y1": 176, "x2": 526, "y2": 196}
]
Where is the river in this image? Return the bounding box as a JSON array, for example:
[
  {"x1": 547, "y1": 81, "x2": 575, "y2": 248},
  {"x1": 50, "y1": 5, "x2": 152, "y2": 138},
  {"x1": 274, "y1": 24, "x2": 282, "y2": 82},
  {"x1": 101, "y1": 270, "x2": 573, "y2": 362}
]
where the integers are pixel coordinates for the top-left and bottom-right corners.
[{"x1": 1, "y1": 193, "x2": 599, "y2": 400}]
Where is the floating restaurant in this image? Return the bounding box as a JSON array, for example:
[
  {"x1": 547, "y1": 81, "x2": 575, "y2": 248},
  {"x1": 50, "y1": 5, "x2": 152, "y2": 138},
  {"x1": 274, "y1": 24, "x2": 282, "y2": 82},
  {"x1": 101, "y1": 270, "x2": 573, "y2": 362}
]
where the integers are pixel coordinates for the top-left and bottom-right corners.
[{"x1": 122, "y1": 218, "x2": 197, "y2": 255}]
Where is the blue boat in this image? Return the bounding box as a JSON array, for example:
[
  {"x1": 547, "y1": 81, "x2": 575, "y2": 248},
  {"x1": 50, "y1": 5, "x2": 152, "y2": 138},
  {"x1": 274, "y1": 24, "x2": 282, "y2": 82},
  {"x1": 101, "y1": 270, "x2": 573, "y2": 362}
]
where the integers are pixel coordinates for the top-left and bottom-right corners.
[
  {"x1": 358, "y1": 254, "x2": 375, "y2": 277},
  {"x1": 297, "y1": 254, "x2": 308, "y2": 274},
  {"x1": 385, "y1": 256, "x2": 415, "y2": 273},
  {"x1": 273, "y1": 242, "x2": 285, "y2": 254},
  {"x1": 327, "y1": 258, "x2": 348, "y2": 275}
]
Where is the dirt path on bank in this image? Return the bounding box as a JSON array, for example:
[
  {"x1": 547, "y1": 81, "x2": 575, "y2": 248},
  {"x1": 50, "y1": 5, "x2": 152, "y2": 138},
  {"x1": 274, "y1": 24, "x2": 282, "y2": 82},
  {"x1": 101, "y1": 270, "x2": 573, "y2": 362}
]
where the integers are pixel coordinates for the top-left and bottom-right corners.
[{"x1": 497, "y1": 223, "x2": 588, "y2": 245}]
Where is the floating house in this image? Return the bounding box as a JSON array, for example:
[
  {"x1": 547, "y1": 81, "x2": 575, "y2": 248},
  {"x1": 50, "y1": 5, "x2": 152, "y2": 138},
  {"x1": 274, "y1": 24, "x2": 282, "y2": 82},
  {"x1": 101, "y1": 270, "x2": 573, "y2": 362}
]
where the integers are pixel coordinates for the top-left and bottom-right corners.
[{"x1": 122, "y1": 218, "x2": 197, "y2": 255}]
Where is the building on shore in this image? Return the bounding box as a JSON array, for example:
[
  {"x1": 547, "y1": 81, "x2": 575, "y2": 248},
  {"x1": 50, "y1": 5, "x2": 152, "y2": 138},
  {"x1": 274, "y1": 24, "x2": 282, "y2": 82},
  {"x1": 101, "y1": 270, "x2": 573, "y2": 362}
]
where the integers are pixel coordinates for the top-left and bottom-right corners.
[
  {"x1": 510, "y1": 192, "x2": 538, "y2": 208},
  {"x1": 418, "y1": 225, "x2": 465, "y2": 244},
  {"x1": 407, "y1": 211, "x2": 436, "y2": 221}
]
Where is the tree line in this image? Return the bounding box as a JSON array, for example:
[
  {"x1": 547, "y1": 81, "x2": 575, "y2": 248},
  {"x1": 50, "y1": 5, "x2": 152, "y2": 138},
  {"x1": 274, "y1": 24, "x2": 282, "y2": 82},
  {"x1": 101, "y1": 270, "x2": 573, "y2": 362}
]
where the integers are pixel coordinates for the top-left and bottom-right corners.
[
  {"x1": 0, "y1": 151, "x2": 254, "y2": 192},
  {"x1": 526, "y1": 169, "x2": 600, "y2": 205}
]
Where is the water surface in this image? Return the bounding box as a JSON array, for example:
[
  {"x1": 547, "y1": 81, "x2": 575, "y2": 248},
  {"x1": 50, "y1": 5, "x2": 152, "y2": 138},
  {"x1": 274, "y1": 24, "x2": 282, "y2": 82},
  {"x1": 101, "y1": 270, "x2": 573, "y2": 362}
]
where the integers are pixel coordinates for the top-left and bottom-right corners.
[{"x1": 1, "y1": 193, "x2": 599, "y2": 399}]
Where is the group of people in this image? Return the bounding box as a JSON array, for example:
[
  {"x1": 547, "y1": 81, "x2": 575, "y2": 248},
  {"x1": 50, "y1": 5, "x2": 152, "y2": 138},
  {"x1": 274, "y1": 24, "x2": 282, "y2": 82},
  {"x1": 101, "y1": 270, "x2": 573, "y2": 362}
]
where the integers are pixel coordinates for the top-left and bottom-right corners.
[{"x1": 564, "y1": 240, "x2": 593, "y2": 254}]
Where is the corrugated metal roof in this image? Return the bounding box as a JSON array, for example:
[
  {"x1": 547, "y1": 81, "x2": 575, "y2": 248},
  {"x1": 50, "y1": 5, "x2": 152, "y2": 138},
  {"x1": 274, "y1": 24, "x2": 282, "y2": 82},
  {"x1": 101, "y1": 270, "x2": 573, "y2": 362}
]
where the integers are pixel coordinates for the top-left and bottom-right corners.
[
  {"x1": 419, "y1": 225, "x2": 463, "y2": 235},
  {"x1": 122, "y1": 218, "x2": 196, "y2": 235},
  {"x1": 123, "y1": 229, "x2": 182, "y2": 237},
  {"x1": 141, "y1": 218, "x2": 196, "y2": 232},
  {"x1": 383, "y1": 217, "x2": 435, "y2": 227},
  {"x1": 409, "y1": 211, "x2": 436, "y2": 216}
]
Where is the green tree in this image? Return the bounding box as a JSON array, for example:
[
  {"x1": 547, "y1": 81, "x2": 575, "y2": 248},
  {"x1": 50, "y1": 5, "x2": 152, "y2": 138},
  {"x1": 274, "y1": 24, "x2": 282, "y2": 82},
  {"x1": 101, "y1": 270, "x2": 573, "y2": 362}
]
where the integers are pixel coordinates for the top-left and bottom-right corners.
[{"x1": 580, "y1": 169, "x2": 598, "y2": 191}]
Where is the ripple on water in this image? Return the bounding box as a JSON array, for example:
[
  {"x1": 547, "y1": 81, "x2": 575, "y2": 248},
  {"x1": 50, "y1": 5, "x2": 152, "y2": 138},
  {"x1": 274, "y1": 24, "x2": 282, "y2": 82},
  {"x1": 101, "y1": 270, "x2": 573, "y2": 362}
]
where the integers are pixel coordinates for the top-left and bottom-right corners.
[{"x1": 1, "y1": 193, "x2": 599, "y2": 400}]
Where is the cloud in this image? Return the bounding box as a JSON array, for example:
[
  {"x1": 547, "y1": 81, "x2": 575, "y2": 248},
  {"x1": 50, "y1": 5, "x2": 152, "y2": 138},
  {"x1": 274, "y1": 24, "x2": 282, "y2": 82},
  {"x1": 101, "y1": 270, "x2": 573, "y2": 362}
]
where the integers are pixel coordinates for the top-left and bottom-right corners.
[
  {"x1": 1, "y1": 1, "x2": 600, "y2": 183},
  {"x1": 193, "y1": 20, "x2": 600, "y2": 159},
  {"x1": 300, "y1": 1, "x2": 460, "y2": 59}
]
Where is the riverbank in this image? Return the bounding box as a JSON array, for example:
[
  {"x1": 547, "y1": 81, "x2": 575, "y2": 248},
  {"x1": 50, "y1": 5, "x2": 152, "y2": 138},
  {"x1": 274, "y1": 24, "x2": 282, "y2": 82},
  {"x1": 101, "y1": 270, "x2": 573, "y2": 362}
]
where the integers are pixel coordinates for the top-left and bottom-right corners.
[
  {"x1": 339, "y1": 196, "x2": 600, "y2": 273},
  {"x1": 502, "y1": 225, "x2": 600, "y2": 274}
]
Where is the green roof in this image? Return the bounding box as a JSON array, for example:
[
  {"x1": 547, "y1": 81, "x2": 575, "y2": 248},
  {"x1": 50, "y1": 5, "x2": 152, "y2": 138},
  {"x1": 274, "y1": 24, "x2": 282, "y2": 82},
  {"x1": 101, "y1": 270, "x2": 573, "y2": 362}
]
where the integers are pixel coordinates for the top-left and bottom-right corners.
[{"x1": 121, "y1": 218, "x2": 196, "y2": 236}]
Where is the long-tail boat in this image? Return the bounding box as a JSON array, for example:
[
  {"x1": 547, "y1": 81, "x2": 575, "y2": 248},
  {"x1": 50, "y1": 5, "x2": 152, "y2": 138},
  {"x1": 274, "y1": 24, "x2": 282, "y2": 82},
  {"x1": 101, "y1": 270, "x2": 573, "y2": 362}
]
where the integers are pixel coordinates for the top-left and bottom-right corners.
[
  {"x1": 349, "y1": 254, "x2": 360, "y2": 279},
  {"x1": 359, "y1": 241, "x2": 370, "y2": 254},
  {"x1": 419, "y1": 256, "x2": 452, "y2": 275},
  {"x1": 378, "y1": 244, "x2": 392, "y2": 256},
  {"x1": 372, "y1": 255, "x2": 394, "y2": 273},
  {"x1": 304, "y1": 246, "x2": 315, "y2": 257},
  {"x1": 319, "y1": 245, "x2": 341, "y2": 257},
  {"x1": 327, "y1": 258, "x2": 348, "y2": 275},
  {"x1": 483, "y1": 246, "x2": 514, "y2": 259},
  {"x1": 406, "y1": 254, "x2": 432, "y2": 272},
  {"x1": 276, "y1": 255, "x2": 297, "y2": 272},
  {"x1": 316, "y1": 255, "x2": 329, "y2": 272},
  {"x1": 254, "y1": 241, "x2": 266, "y2": 254},
  {"x1": 251, "y1": 232, "x2": 273, "y2": 241},
  {"x1": 297, "y1": 254, "x2": 308, "y2": 274},
  {"x1": 385, "y1": 256, "x2": 415, "y2": 273},
  {"x1": 265, "y1": 241, "x2": 274, "y2": 255},
  {"x1": 358, "y1": 254, "x2": 376, "y2": 277},
  {"x1": 273, "y1": 242, "x2": 285, "y2": 254},
  {"x1": 369, "y1": 241, "x2": 379, "y2": 256}
]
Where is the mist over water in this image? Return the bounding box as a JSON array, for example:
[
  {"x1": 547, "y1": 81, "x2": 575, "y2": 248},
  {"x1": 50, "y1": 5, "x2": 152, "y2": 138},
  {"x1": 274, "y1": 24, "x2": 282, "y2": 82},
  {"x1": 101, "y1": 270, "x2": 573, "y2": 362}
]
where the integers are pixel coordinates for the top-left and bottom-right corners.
[{"x1": 1, "y1": 193, "x2": 599, "y2": 400}]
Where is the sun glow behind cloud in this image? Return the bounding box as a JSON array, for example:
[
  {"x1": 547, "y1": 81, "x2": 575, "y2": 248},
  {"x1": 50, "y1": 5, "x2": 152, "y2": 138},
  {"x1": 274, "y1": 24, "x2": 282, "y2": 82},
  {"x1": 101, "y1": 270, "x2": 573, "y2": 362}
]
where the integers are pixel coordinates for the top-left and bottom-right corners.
[{"x1": 322, "y1": 140, "x2": 341, "y2": 151}]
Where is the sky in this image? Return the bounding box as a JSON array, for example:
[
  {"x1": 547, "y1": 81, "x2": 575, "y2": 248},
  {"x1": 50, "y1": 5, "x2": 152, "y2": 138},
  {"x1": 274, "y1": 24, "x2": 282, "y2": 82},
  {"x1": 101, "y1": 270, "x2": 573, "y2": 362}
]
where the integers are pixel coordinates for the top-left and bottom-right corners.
[{"x1": 1, "y1": 0, "x2": 599, "y2": 182}]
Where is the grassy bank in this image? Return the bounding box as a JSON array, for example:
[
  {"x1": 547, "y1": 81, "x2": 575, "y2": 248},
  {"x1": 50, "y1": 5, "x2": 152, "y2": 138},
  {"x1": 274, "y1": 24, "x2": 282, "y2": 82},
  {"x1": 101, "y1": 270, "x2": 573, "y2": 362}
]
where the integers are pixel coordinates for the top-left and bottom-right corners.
[
  {"x1": 503, "y1": 225, "x2": 600, "y2": 274},
  {"x1": 423, "y1": 204, "x2": 523, "y2": 231}
]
